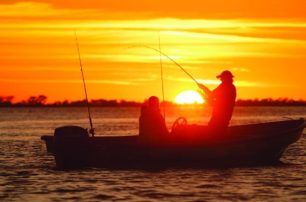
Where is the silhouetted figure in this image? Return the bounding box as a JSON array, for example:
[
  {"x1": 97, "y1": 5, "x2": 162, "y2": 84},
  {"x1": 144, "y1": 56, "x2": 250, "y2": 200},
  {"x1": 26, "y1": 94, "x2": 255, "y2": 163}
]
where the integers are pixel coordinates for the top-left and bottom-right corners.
[
  {"x1": 198, "y1": 70, "x2": 236, "y2": 134},
  {"x1": 139, "y1": 96, "x2": 169, "y2": 141}
]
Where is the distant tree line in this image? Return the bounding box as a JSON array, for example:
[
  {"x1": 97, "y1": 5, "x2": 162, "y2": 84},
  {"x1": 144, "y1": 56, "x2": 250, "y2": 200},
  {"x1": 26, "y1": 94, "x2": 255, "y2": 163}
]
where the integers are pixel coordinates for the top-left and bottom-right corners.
[
  {"x1": 0, "y1": 95, "x2": 48, "y2": 107},
  {"x1": 1, "y1": 95, "x2": 306, "y2": 107},
  {"x1": 0, "y1": 95, "x2": 142, "y2": 107},
  {"x1": 235, "y1": 98, "x2": 306, "y2": 106}
]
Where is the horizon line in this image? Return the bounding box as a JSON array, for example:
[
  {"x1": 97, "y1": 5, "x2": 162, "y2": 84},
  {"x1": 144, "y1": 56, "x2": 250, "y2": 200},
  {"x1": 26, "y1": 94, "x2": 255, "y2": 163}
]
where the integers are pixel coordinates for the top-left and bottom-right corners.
[{"x1": 1, "y1": 95, "x2": 306, "y2": 107}]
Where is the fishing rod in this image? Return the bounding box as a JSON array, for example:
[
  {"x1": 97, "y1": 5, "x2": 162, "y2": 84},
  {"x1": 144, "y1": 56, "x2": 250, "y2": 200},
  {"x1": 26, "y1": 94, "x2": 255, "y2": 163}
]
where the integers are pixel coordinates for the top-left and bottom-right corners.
[
  {"x1": 128, "y1": 44, "x2": 200, "y2": 86},
  {"x1": 158, "y1": 35, "x2": 166, "y2": 119},
  {"x1": 74, "y1": 31, "x2": 95, "y2": 136}
]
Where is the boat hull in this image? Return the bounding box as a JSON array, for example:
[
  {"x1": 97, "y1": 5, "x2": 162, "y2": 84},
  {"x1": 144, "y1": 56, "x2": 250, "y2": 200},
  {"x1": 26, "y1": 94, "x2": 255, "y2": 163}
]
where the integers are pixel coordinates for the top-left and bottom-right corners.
[{"x1": 41, "y1": 119, "x2": 305, "y2": 169}]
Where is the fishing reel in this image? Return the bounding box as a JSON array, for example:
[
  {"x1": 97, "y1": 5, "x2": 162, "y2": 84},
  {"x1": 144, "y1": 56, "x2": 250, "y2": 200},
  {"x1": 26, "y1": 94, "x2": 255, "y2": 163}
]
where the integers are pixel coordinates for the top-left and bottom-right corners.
[{"x1": 88, "y1": 128, "x2": 95, "y2": 136}]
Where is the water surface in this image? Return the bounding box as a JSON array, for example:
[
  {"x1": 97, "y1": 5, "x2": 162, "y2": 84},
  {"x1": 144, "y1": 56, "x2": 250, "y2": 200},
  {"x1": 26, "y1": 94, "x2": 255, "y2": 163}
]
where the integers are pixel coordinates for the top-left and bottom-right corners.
[{"x1": 0, "y1": 106, "x2": 305, "y2": 201}]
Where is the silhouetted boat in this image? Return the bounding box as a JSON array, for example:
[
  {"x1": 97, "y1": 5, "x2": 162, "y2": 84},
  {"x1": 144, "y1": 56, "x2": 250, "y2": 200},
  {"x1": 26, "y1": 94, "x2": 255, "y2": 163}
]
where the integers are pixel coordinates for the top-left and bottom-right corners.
[{"x1": 41, "y1": 118, "x2": 305, "y2": 169}]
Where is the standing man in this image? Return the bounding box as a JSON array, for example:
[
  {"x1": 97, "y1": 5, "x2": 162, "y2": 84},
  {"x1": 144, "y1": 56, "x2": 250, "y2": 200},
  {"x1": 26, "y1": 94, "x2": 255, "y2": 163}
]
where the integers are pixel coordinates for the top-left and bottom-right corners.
[{"x1": 198, "y1": 70, "x2": 236, "y2": 134}]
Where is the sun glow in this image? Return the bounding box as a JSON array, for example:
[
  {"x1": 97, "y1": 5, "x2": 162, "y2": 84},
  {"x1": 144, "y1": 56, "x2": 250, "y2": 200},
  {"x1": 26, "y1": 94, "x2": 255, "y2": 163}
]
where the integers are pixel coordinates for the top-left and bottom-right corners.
[
  {"x1": 1, "y1": 1, "x2": 306, "y2": 102},
  {"x1": 174, "y1": 90, "x2": 205, "y2": 104}
]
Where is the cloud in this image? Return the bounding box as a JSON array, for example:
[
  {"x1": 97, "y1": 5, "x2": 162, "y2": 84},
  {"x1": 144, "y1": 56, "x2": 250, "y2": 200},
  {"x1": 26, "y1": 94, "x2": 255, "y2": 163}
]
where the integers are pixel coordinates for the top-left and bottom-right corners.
[
  {"x1": 2, "y1": 0, "x2": 306, "y2": 20},
  {"x1": 232, "y1": 67, "x2": 249, "y2": 72},
  {"x1": 166, "y1": 76, "x2": 267, "y2": 87},
  {"x1": 0, "y1": 78, "x2": 138, "y2": 85},
  {"x1": 0, "y1": 2, "x2": 93, "y2": 18}
]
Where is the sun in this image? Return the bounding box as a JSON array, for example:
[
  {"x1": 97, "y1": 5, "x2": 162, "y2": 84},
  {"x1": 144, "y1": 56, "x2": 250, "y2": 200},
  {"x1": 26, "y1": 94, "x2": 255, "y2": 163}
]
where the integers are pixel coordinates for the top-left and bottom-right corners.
[{"x1": 174, "y1": 90, "x2": 205, "y2": 104}]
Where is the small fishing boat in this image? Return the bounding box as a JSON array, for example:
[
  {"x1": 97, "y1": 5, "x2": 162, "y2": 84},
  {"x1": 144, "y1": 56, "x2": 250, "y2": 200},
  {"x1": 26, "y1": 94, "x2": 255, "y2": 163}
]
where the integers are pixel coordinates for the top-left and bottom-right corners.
[{"x1": 41, "y1": 118, "x2": 305, "y2": 169}]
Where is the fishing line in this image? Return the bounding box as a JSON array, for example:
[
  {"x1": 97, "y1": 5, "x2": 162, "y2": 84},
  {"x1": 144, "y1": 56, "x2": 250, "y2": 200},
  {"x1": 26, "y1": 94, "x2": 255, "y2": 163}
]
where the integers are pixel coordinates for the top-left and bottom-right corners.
[
  {"x1": 74, "y1": 31, "x2": 95, "y2": 136},
  {"x1": 128, "y1": 44, "x2": 200, "y2": 86}
]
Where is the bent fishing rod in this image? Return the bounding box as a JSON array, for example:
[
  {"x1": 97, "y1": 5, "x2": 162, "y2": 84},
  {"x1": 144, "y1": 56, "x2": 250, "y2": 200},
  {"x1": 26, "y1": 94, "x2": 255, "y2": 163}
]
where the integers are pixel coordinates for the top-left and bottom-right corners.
[
  {"x1": 74, "y1": 31, "x2": 95, "y2": 136},
  {"x1": 128, "y1": 44, "x2": 200, "y2": 86}
]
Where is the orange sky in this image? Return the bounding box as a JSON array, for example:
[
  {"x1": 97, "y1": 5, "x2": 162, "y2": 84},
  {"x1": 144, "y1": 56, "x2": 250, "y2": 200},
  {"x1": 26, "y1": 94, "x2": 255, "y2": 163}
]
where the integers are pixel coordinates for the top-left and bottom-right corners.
[{"x1": 1, "y1": 0, "x2": 306, "y2": 102}]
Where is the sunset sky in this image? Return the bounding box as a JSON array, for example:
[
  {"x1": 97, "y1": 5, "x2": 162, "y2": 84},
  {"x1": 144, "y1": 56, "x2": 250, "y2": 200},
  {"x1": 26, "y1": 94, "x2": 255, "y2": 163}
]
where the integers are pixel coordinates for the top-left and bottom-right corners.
[{"x1": 1, "y1": 0, "x2": 306, "y2": 102}]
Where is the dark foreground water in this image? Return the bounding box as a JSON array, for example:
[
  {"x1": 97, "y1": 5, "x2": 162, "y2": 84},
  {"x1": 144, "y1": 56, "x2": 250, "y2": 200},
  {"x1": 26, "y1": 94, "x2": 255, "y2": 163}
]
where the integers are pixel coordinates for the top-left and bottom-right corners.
[{"x1": 0, "y1": 106, "x2": 305, "y2": 202}]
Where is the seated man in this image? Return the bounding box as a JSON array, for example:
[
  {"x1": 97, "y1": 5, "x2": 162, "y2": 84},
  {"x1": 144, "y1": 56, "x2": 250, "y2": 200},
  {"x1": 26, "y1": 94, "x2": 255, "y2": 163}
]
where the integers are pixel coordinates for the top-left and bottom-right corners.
[{"x1": 139, "y1": 96, "x2": 169, "y2": 140}]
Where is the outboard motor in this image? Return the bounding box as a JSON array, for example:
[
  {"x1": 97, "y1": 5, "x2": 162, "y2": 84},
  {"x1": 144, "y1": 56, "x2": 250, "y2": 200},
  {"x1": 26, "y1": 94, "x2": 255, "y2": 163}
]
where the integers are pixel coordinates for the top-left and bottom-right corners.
[{"x1": 54, "y1": 126, "x2": 89, "y2": 169}]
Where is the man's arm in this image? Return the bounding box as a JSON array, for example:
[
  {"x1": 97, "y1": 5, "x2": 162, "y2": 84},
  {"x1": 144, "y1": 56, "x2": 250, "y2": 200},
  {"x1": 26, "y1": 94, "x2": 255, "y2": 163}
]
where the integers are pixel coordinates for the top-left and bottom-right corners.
[{"x1": 197, "y1": 83, "x2": 212, "y2": 97}]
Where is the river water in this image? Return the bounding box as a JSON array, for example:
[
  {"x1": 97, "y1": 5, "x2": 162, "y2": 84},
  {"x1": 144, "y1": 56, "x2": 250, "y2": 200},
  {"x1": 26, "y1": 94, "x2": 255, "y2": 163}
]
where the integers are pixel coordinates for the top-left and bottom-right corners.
[{"x1": 0, "y1": 106, "x2": 305, "y2": 201}]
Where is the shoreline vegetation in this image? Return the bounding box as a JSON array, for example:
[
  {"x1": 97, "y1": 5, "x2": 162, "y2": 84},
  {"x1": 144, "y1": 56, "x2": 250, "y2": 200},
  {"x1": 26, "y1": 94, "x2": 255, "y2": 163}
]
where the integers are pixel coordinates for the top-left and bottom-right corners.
[{"x1": 1, "y1": 95, "x2": 306, "y2": 107}]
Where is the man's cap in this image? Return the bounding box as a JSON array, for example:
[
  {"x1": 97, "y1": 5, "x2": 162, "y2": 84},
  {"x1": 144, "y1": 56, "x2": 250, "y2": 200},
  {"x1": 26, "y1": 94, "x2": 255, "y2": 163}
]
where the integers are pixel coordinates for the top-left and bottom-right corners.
[{"x1": 216, "y1": 70, "x2": 234, "y2": 79}]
